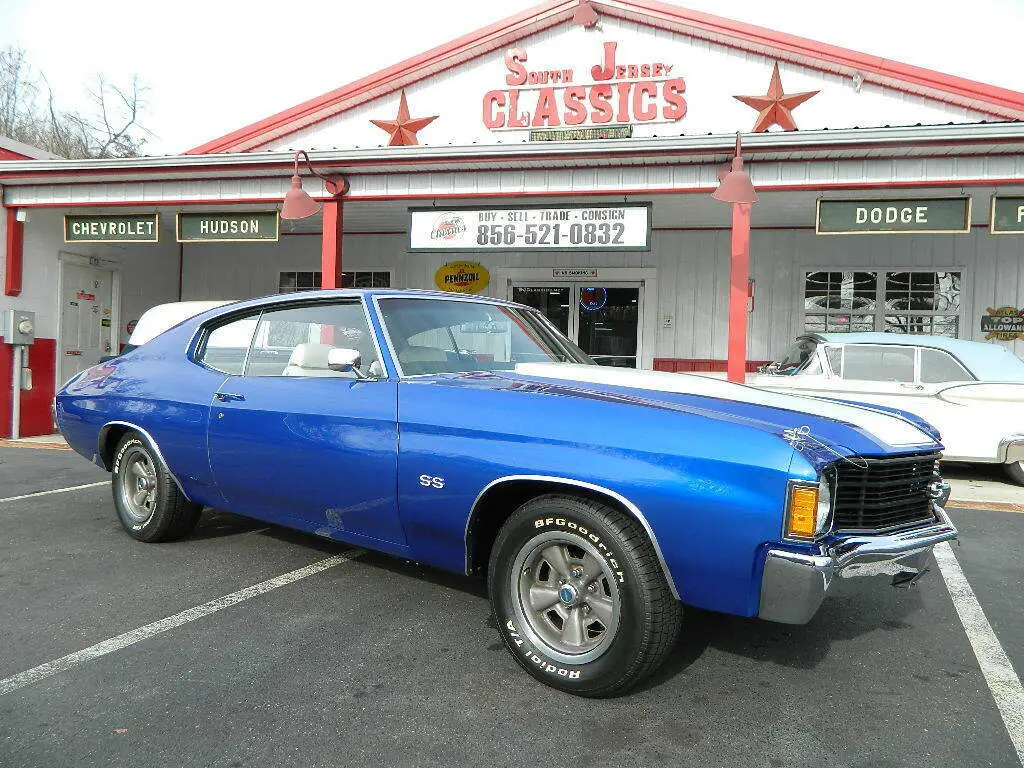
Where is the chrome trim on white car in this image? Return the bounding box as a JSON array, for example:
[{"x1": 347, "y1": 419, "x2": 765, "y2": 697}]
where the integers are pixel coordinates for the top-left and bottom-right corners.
[{"x1": 998, "y1": 435, "x2": 1024, "y2": 464}]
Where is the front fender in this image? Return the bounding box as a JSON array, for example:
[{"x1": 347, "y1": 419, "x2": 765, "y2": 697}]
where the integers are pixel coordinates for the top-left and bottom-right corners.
[{"x1": 395, "y1": 378, "x2": 799, "y2": 618}]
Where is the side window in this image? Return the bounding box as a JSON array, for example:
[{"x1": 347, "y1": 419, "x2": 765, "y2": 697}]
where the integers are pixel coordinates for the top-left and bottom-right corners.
[
  {"x1": 920, "y1": 348, "x2": 974, "y2": 383},
  {"x1": 824, "y1": 346, "x2": 843, "y2": 377},
  {"x1": 198, "y1": 314, "x2": 260, "y2": 375},
  {"x1": 247, "y1": 302, "x2": 380, "y2": 378},
  {"x1": 840, "y1": 344, "x2": 915, "y2": 383}
]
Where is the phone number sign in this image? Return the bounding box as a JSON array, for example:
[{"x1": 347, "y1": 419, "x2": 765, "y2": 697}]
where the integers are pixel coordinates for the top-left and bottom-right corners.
[{"x1": 409, "y1": 204, "x2": 651, "y2": 252}]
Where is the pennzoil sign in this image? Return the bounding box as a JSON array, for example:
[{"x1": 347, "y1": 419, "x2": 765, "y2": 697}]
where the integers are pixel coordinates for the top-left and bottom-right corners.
[
  {"x1": 483, "y1": 41, "x2": 686, "y2": 132},
  {"x1": 434, "y1": 262, "x2": 490, "y2": 294}
]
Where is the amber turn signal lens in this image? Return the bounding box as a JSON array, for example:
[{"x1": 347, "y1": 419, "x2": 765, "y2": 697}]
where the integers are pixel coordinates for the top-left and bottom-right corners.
[{"x1": 788, "y1": 486, "x2": 819, "y2": 538}]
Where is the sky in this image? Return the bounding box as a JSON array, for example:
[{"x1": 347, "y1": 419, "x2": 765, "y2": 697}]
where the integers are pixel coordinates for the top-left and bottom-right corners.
[{"x1": 0, "y1": 0, "x2": 1021, "y2": 155}]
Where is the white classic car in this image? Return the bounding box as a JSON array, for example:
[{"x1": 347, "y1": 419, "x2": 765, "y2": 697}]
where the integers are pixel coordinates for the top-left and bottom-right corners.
[{"x1": 752, "y1": 333, "x2": 1024, "y2": 483}]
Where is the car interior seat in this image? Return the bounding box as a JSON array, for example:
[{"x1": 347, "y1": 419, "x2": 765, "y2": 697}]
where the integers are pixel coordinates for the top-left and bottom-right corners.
[
  {"x1": 398, "y1": 345, "x2": 449, "y2": 364},
  {"x1": 282, "y1": 342, "x2": 349, "y2": 377}
]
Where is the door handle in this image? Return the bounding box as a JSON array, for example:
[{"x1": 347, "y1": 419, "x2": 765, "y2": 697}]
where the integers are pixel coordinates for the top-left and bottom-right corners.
[
  {"x1": 898, "y1": 383, "x2": 924, "y2": 391},
  {"x1": 214, "y1": 392, "x2": 245, "y2": 402}
]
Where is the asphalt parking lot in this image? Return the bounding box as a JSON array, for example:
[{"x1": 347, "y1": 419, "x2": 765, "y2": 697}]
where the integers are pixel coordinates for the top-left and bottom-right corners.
[{"x1": 1, "y1": 446, "x2": 1022, "y2": 768}]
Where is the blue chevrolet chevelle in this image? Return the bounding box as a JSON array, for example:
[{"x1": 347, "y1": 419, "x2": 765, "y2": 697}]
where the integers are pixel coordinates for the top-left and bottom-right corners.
[{"x1": 56, "y1": 289, "x2": 957, "y2": 696}]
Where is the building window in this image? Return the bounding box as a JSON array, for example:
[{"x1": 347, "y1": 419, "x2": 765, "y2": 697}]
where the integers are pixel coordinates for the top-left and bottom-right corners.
[
  {"x1": 804, "y1": 271, "x2": 877, "y2": 333},
  {"x1": 341, "y1": 271, "x2": 392, "y2": 289},
  {"x1": 278, "y1": 271, "x2": 391, "y2": 293},
  {"x1": 804, "y1": 270, "x2": 960, "y2": 337},
  {"x1": 278, "y1": 271, "x2": 321, "y2": 293},
  {"x1": 882, "y1": 271, "x2": 960, "y2": 337}
]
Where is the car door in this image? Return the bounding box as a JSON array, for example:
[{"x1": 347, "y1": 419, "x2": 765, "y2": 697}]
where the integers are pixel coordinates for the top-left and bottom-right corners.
[
  {"x1": 819, "y1": 343, "x2": 919, "y2": 406},
  {"x1": 202, "y1": 298, "x2": 405, "y2": 546},
  {"x1": 814, "y1": 343, "x2": 959, "y2": 441},
  {"x1": 889, "y1": 346, "x2": 980, "y2": 458}
]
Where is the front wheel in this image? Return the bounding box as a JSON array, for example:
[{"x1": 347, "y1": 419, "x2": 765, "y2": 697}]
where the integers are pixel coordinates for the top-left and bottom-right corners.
[
  {"x1": 1004, "y1": 460, "x2": 1024, "y2": 486},
  {"x1": 487, "y1": 494, "x2": 682, "y2": 697},
  {"x1": 111, "y1": 433, "x2": 202, "y2": 542}
]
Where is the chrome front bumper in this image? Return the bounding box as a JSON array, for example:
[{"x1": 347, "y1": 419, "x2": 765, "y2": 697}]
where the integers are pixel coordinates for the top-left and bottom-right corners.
[
  {"x1": 998, "y1": 435, "x2": 1024, "y2": 464},
  {"x1": 757, "y1": 505, "x2": 958, "y2": 625}
]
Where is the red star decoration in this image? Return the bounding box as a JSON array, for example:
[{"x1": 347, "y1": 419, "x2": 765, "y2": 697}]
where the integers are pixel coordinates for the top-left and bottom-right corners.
[
  {"x1": 733, "y1": 63, "x2": 819, "y2": 132},
  {"x1": 571, "y1": 0, "x2": 599, "y2": 27},
  {"x1": 369, "y1": 90, "x2": 438, "y2": 147}
]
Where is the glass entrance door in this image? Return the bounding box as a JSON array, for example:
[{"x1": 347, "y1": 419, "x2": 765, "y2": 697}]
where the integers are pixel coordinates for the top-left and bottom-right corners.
[{"x1": 512, "y1": 282, "x2": 642, "y2": 368}]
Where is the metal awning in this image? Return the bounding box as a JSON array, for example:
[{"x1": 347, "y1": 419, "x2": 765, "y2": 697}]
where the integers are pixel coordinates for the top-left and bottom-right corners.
[{"x1": 1, "y1": 122, "x2": 1023, "y2": 187}]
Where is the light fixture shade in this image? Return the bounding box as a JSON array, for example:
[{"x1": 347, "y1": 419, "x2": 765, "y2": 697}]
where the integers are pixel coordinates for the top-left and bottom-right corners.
[
  {"x1": 712, "y1": 168, "x2": 758, "y2": 205},
  {"x1": 281, "y1": 175, "x2": 322, "y2": 220}
]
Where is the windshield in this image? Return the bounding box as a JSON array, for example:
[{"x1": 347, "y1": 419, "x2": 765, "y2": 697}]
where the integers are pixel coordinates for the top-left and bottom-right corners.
[
  {"x1": 768, "y1": 339, "x2": 821, "y2": 376},
  {"x1": 378, "y1": 297, "x2": 593, "y2": 375}
]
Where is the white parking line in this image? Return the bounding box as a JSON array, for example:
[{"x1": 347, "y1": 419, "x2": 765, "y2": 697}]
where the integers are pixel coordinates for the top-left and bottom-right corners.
[
  {"x1": 934, "y1": 542, "x2": 1024, "y2": 765},
  {"x1": 0, "y1": 548, "x2": 366, "y2": 697},
  {"x1": 0, "y1": 480, "x2": 108, "y2": 504}
]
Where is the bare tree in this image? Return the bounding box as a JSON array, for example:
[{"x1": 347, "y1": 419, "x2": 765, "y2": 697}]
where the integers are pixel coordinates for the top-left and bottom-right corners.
[{"x1": 0, "y1": 46, "x2": 150, "y2": 158}]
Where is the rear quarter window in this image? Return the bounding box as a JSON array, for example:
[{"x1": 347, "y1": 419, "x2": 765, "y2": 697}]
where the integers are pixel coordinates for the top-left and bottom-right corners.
[
  {"x1": 920, "y1": 348, "x2": 974, "y2": 383},
  {"x1": 196, "y1": 314, "x2": 259, "y2": 375}
]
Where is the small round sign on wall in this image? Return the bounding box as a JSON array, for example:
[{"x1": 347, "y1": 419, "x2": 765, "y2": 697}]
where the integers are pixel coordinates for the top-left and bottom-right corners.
[{"x1": 434, "y1": 261, "x2": 490, "y2": 294}]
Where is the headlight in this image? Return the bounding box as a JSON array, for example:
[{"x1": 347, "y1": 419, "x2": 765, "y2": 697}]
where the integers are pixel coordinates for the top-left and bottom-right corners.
[
  {"x1": 786, "y1": 476, "x2": 832, "y2": 539},
  {"x1": 815, "y1": 475, "x2": 832, "y2": 536}
]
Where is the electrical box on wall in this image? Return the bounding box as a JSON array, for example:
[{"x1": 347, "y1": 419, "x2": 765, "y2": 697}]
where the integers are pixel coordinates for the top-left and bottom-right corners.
[{"x1": 2, "y1": 309, "x2": 36, "y2": 345}]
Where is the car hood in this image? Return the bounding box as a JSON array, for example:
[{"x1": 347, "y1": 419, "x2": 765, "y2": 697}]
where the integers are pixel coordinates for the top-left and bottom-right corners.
[{"x1": 497, "y1": 363, "x2": 940, "y2": 463}]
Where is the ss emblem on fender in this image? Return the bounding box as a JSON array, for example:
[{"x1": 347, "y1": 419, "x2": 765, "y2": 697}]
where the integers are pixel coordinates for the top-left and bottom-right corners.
[{"x1": 419, "y1": 474, "x2": 445, "y2": 489}]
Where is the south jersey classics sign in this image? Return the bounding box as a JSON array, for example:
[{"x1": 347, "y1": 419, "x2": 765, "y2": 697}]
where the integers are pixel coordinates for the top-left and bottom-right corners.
[
  {"x1": 409, "y1": 204, "x2": 651, "y2": 252},
  {"x1": 483, "y1": 42, "x2": 686, "y2": 132}
]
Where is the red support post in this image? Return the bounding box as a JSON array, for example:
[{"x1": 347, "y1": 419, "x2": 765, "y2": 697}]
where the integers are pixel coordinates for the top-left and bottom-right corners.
[
  {"x1": 4, "y1": 207, "x2": 24, "y2": 297},
  {"x1": 726, "y1": 202, "x2": 751, "y2": 384},
  {"x1": 320, "y1": 199, "x2": 344, "y2": 289}
]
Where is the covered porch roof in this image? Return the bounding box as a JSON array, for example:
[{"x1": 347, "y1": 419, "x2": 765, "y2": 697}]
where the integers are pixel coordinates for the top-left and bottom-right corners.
[{"x1": 1, "y1": 123, "x2": 1022, "y2": 211}]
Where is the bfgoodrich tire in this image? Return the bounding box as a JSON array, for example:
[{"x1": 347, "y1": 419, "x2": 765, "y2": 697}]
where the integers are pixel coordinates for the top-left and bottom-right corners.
[
  {"x1": 488, "y1": 494, "x2": 682, "y2": 697},
  {"x1": 111, "y1": 433, "x2": 202, "y2": 542}
]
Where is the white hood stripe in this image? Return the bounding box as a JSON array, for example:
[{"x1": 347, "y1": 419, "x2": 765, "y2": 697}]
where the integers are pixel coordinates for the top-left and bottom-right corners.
[{"x1": 513, "y1": 364, "x2": 935, "y2": 448}]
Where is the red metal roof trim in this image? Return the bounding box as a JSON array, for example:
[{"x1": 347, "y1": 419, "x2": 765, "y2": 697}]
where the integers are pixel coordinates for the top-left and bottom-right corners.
[
  {"x1": 187, "y1": 0, "x2": 1024, "y2": 156},
  {"x1": 606, "y1": 0, "x2": 1024, "y2": 117},
  {"x1": 0, "y1": 148, "x2": 33, "y2": 161},
  {"x1": 186, "y1": 0, "x2": 578, "y2": 155}
]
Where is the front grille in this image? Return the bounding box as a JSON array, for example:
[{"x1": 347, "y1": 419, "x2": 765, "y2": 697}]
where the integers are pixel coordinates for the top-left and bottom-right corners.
[{"x1": 832, "y1": 453, "x2": 939, "y2": 532}]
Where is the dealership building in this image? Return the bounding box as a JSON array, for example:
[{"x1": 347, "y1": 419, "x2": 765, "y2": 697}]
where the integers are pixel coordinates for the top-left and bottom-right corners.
[{"x1": 2, "y1": 0, "x2": 1024, "y2": 437}]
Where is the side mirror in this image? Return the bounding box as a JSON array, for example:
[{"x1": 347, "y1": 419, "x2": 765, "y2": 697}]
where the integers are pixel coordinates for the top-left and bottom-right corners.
[{"x1": 327, "y1": 347, "x2": 362, "y2": 373}]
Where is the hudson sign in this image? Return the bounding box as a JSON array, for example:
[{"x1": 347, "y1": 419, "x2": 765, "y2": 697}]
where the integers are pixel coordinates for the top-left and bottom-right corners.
[{"x1": 482, "y1": 42, "x2": 686, "y2": 131}]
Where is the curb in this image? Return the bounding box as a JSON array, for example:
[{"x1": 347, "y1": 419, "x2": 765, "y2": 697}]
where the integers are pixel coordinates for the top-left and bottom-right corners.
[
  {"x1": 949, "y1": 499, "x2": 1024, "y2": 513},
  {"x1": 0, "y1": 440, "x2": 71, "y2": 451}
]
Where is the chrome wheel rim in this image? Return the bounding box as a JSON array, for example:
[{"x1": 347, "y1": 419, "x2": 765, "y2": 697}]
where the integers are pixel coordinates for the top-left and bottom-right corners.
[
  {"x1": 119, "y1": 447, "x2": 158, "y2": 522},
  {"x1": 511, "y1": 530, "x2": 621, "y2": 664}
]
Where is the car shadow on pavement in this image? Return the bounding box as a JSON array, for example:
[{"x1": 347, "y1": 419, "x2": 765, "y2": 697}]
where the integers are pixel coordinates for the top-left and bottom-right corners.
[
  {"x1": 637, "y1": 579, "x2": 927, "y2": 692},
  {"x1": 223, "y1": 520, "x2": 929, "y2": 692},
  {"x1": 187, "y1": 508, "x2": 268, "y2": 540}
]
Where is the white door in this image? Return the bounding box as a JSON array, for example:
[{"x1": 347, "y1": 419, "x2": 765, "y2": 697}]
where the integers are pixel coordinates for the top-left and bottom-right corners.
[
  {"x1": 59, "y1": 260, "x2": 116, "y2": 384},
  {"x1": 510, "y1": 281, "x2": 644, "y2": 368},
  {"x1": 761, "y1": 342, "x2": 1001, "y2": 461}
]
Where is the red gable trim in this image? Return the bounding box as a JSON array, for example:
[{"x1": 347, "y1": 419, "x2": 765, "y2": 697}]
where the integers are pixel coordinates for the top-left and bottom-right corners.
[
  {"x1": 187, "y1": 0, "x2": 578, "y2": 155},
  {"x1": 611, "y1": 0, "x2": 1024, "y2": 117},
  {"x1": 187, "y1": 0, "x2": 1024, "y2": 156},
  {"x1": 0, "y1": 148, "x2": 33, "y2": 161}
]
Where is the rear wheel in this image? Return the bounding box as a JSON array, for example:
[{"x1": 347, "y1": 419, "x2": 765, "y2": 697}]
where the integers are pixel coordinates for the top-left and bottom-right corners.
[
  {"x1": 1003, "y1": 461, "x2": 1024, "y2": 486},
  {"x1": 111, "y1": 433, "x2": 202, "y2": 542},
  {"x1": 487, "y1": 494, "x2": 681, "y2": 697}
]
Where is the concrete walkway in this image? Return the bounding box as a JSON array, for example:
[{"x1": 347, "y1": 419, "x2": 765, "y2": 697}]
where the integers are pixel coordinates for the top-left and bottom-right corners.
[
  {"x1": 0, "y1": 433, "x2": 69, "y2": 449},
  {"x1": 945, "y1": 463, "x2": 1024, "y2": 511}
]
